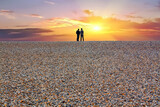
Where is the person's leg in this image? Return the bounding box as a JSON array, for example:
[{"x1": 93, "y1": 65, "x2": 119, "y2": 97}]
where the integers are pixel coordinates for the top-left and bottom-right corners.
[
  {"x1": 77, "y1": 35, "x2": 78, "y2": 41},
  {"x1": 83, "y1": 35, "x2": 84, "y2": 41},
  {"x1": 78, "y1": 35, "x2": 79, "y2": 41}
]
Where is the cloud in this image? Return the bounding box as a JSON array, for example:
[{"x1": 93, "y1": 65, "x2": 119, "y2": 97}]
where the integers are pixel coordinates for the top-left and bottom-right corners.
[
  {"x1": 155, "y1": 18, "x2": 160, "y2": 22},
  {"x1": 26, "y1": 14, "x2": 44, "y2": 18},
  {"x1": 0, "y1": 10, "x2": 14, "y2": 14},
  {"x1": 0, "y1": 9, "x2": 43, "y2": 19},
  {"x1": 0, "y1": 28, "x2": 55, "y2": 41},
  {"x1": 16, "y1": 25, "x2": 29, "y2": 28},
  {"x1": 83, "y1": 10, "x2": 94, "y2": 16},
  {"x1": 125, "y1": 15, "x2": 143, "y2": 19},
  {"x1": 131, "y1": 18, "x2": 160, "y2": 30},
  {"x1": 0, "y1": 9, "x2": 15, "y2": 19},
  {"x1": 44, "y1": 0, "x2": 55, "y2": 5},
  {"x1": 33, "y1": 17, "x2": 90, "y2": 28}
]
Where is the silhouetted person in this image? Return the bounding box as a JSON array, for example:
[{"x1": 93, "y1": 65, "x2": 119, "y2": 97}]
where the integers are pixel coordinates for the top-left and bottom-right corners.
[
  {"x1": 80, "y1": 28, "x2": 84, "y2": 41},
  {"x1": 76, "y1": 29, "x2": 80, "y2": 41}
]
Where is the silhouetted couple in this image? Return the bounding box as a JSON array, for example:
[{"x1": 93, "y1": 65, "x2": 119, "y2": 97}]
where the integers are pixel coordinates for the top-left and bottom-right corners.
[{"x1": 76, "y1": 28, "x2": 84, "y2": 41}]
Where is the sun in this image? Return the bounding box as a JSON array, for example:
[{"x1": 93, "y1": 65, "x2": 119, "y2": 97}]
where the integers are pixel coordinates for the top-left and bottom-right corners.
[{"x1": 93, "y1": 26, "x2": 101, "y2": 31}]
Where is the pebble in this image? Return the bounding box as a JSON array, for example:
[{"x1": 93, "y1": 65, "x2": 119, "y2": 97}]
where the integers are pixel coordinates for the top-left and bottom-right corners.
[{"x1": 0, "y1": 41, "x2": 159, "y2": 106}]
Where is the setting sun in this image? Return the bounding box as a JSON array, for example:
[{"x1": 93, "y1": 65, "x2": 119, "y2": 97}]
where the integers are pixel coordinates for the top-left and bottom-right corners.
[{"x1": 93, "y1": 26, "x2": 101, "y2": 31}]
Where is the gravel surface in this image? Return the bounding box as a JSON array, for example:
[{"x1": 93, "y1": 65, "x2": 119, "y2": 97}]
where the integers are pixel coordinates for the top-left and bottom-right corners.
[{"x1": 0, "y1": 41, "x2": 159, "y2": 106}]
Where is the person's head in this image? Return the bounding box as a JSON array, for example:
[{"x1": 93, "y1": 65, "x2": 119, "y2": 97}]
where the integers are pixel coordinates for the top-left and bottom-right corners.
[
  {"x1": 78, "y1": 29, "x2": 79, "y2": 31},
  {"x1": 81, "y1": 28, "x2": 83, "y2": 30}
]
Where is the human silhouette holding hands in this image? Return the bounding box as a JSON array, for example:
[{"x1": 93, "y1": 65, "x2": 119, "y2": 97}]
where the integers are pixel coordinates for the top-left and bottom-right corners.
[
  {"x1": 80, "y1": 28, "x2": 84, "y2": 41},
  {"x1": 76, "y1": 29, "x2": 80, "y2": 41}
]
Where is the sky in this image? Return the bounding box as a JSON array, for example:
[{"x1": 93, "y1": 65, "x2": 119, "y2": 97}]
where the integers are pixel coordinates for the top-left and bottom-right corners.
[{"x1": 0, "y1": 0, "x2": 160, "y2": 41}]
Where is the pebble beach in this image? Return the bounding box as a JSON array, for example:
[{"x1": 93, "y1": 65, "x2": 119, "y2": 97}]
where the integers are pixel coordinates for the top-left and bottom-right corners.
[{"x1": 0, "y1": 41, "x2": 159, "y2": 106}]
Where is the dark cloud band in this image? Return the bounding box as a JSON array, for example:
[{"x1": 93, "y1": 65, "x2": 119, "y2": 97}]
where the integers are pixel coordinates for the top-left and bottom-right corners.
[{"x1": 0, "y1": 28, "x2": 53, "y2": 40}]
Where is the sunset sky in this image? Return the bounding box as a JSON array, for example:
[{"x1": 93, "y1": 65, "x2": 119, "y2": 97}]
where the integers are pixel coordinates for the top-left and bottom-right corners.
[{"x1": 0, "y1": 0, "x2": 160, "y2": 41}]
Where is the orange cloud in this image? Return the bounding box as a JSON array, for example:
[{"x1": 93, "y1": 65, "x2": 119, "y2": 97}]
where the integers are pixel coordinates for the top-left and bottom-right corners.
[
  {"x1": 28, "y1": 14, "x2": 44, "y2": 18},
  {"x1": 0, "y1": 9, "x2": 15, "y2": 19},
  {"x1": 83, "y1": 10, "x2": 94, "y2": 16},
  {"x1": 0, "y1": 10, "x2": 14, "y2": 14}
]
